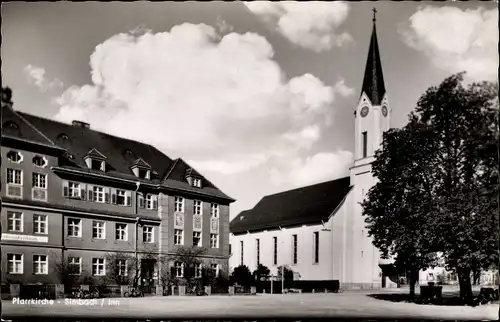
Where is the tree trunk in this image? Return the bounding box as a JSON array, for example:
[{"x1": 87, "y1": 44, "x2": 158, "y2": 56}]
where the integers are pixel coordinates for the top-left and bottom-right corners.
[
  {"x1": 408, "y1": 269, "x2": 419, "y2": 302},
  {"x1": 458, "y1": 268, "x2": 473, "y2": 304}
]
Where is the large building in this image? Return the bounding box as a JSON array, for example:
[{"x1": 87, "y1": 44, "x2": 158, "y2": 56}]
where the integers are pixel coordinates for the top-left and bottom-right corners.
[
  {"x1": 0, "y1": 89, "x2": 234, "y2": 288},
  {"x1": 229, "y1": 15, "x2": 393, "y2": 290}
]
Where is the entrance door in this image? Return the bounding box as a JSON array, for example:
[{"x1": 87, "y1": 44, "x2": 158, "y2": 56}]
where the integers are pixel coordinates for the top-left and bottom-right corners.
[
  {"x1": 381, "y1": 275, "x2": 387, "y2": 288},
  {"x1": 141, "y1": 259, "x2": 156, "y2": 294}
]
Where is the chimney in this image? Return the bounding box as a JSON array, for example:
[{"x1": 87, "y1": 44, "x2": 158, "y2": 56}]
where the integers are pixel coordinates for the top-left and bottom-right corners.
[{"x1": 72, "y1": 120, "x2": 90, "y2": 129}]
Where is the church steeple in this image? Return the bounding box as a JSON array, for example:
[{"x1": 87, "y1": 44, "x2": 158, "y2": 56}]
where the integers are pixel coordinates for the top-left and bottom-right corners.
[{"x1": 360, "y1": 8, "x2": 386, "y2": 106}]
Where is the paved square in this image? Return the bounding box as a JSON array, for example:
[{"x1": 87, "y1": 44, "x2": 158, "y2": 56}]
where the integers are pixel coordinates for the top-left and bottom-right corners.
[{"x1": 2, "y1": 292, "x2": 497, "y2": 320}]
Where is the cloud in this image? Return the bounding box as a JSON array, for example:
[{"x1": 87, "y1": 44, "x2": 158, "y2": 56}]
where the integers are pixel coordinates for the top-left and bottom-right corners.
[
  {"x1": 244, "y1": 1, "x2": 353, "y2": 52},
  {"x1": 215, "y1": 16, "x2": 234, "y2": 34},
  {"x1": 269, "y1": 150, "x2": 353, "y2": 187},
  {"x1": 400, "y1": 6, "x2": 498, "y2": 81},
  {"x1": 23, "y1": 65, "x2": 64, "y2": 92},
  {"x1": 54, "y1": 23, "x2": 342, "y2": 179}
]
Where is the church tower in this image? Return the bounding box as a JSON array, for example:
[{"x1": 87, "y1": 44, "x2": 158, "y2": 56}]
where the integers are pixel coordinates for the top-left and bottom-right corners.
[{"x1": 348, "y1": 8, "x2": 391, "y2": 288}]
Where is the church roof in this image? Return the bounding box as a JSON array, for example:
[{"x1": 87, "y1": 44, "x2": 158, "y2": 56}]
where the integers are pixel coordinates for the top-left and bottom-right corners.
[
  {"x1": 230, "y1": 176, "x2": 352, "y2": 234},
  {"x1": 360, "y1": 18, "x2": 386, "y2": 106}
]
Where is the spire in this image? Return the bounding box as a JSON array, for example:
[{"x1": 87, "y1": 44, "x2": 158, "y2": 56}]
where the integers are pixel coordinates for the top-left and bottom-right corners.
[{"x1": 360, "y1": 8, "x2": 386, "y2": 106}]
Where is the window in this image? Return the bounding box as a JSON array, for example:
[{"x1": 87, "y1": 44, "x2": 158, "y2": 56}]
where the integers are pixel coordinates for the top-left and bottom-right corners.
[
  {"x1": 33, "y1": 214, "x2": 47, "y2": 234},
  {"x1": 7, "y1": 254, "x2": 23, "y2": 274},
  {"x1": 90, "y1": 159, "x2": 103, "y2": 171},
  {"x1": 33, "y1": 255, "x2": 48, "y2": 275},
  {"x1": 210, "y1": 203, "x2": 219, "y2": 217},
  {"x1": 7, "y1": 151, "x2": 23, "y2": 163},
  {"x1": 273, "y1": 237, "x2": 278, "y2": 265},
  {"x1": 292, "y1": 234, "x2": 298, "y2": 265},
  {"x1": 92, "y1": 221, "x2": 106, "y2": 239},
  {"x1": 68, "y1": 182, "x2": 81, "y2": 198},
  {"x1": 7, "y1": 211, "x2": 23, "y2": 232},
  {"x1": 114, "y1": 189, "x2": 130, "y2": 206},
  {"x1": 361, "y1": 250, "x2": 364, "y2": 258},
  {"x1": 193, "y1": 231, "x2": 201, "y2": 247},
  {"x1": 68, "y1": 218, "x2": 82, "y2": 237},
  {"x1": 210, "y1": 263, "x2": 219, "y2": 277},
  {"x1": 240, "y1": 241, "x2": 244, "y2": 265},
  {"x1": 93, "y1": 186, "x2": 104, "y2": 203},
  {"x1": 6, "y1": 168, "x2": 22, "y2": 185},
  {"x1": 145, "y1": 194, "x2": 157, "y2": 210},
  {"x1": 143, "y1": 226, "x2": 154, "y2": 243},
  {"x1": 138, "y1": 168, "x2": 150, "y2": 180},
  {"x1": 33, "y1": 155, "x2": 47, "y2": 168},
  {"x1": 92, "y1": 258, "x2": 106, "y2": 276},
  {"x1": 256, "y1": 239, "x2": 260, "y2": 265},
  {"x1": 192, "y1": 178, "x2": 201, "y2": 188},
  {"x1": 193, "y1": 200, "x2": 202, "y2": 215},
  {"x1": 174, "y1": 229, "x2": 183, "y2": 245},
  {"x1": 362, "y1": 131, "x2": 368, "y2": 158},
  {"x1": 117, "y1": 259, "x2": 127, "y2": 276},
  {"x1": 32, "y1": 173, "x2": 47, "y2": 189},
  {"x1": 195, "y1": 263, "x2": 202, "y2": 278},
  {"x1": 174, "y1": 197, "x2": 184, "y2": 212},
  {"x1": 68, "y1": 257, "x2": 82, "y2": 275},
  {"x1": 229, "y1": 244, "x2": 232, "y2": 255},
  {"x1": 115, "y1": 223, "x2": 128, "y2": 241},
  {"x1": 313, "y1": 232, "x2": 319, "y2": 264},
  {"x1": 210, "y1": 233, "x2": 219, "y2": 249},
  {"x1": 175, "y1": 262, "x2": 183, "y2": 277}
]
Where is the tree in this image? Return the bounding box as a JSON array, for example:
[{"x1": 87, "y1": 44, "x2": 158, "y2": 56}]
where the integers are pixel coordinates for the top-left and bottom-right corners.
[
  {"x1": 253, "y1": 264, "x2": 270, "y2": 282},
  {"x1": 363, "y1": 121, "x2": 440, "y2": 301},
  {"x1": 277, "y1": 265, "x2": 294, "y2": 281},
  {"x1": 363, "y1": 72, "x2": 499, "y2": 304},
  {"x1": 230, "y1": 265, "x2": 253, "y2": 290},
  {"x1": 52, "y1": 252, "x2": 81, "y2": 293},
  {"x1": 105, "y1": 252, "x2": 135, "y2": 286},
  {"x1": 170, "y1": 246, "x2": 207, "y2": 291},
  {"x1": 414, "y1": 73, "x2": 499, "y2": 303}
]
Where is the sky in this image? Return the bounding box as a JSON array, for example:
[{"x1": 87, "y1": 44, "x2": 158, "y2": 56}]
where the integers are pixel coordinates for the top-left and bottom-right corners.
[{"x1": 2, "y1": 1, "x2": 498, "y2": 219}]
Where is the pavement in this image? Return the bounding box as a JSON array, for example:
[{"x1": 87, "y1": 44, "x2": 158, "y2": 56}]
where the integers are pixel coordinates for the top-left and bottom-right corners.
[{"x1": 1, "y1": 290, "x2": 498, "y2": 320}]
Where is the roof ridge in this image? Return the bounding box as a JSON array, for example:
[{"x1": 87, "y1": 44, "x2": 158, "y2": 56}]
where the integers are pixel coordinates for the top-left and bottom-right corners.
[
  {"x1": 12, "y1": 109, "x2": 57, "y2": 146},
  {"x1": 17, "y1": 111, "x2": 162, "y2": 149},
  {"x1": 264, "y1": 176, "x2": 350, "y2": 198}
]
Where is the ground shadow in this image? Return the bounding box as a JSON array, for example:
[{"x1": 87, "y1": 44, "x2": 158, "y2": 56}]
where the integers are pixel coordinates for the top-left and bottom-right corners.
[{"x1": 367, "y1": 293, "x2": 499, "y2": 307}]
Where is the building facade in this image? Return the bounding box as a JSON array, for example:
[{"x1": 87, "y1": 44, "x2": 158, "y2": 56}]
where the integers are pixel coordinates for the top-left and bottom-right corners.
[
  {"x1": 1, "y1": 92, "x2": 234, "y2": 287},
  {"x1": 229, "y1": 15, "x2": 394, "y2": 290}
]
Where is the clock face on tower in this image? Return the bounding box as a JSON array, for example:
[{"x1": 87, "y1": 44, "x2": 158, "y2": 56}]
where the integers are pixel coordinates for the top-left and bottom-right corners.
[
  {"x1": 382, "y1": 105, "x2": 388, "y2": 117},
  {"x1": 360, "y1": 106, "x2": 369, "y2": 117}
]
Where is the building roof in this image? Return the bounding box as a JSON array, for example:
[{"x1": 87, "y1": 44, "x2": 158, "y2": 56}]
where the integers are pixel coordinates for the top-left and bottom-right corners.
[
  {"x1": 360, "y1": 19, "x2": 386, "y2": 106},
  {"x1": 3, "y1": 107, "x2": 234, "y2": 202},
  {"x1": 230, "y1": 176, "x2": 352, "y2": 234},
  {"x1": 1, "y1": 106, "x2": 57, "y2": 147},
  {"x1": 163, "y1": 158, "x2": 234, "y2": 201}
]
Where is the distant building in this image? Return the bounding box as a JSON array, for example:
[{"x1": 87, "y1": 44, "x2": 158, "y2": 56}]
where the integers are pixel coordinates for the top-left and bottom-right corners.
[
  {"x1": 230, "y1": 15, "x2": 392, "y2": 290},
  {"x1": 1, "y1": 95, "x2": 234, "y2": 289}
]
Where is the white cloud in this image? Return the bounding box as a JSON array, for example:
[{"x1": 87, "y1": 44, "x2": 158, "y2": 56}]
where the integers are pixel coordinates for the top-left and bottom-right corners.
[
  {"x1": 400, "y1": 6, "x2": 498, "y2": 81},
  {"x1": 244, "y1": 1, "x2": 353, "y2": 52},
  {"x1": 269, "y1": 150, "x2": 353, "y2": 187},
  {"x1": 23, "y1": 65, "x2": 64, "y2": 92},
  {"x1": 215, "y1": 16, "x2": 234, "y2": 34},
  {"x1": 54, "y1": 23, "x2": 342, "y2": 179}
]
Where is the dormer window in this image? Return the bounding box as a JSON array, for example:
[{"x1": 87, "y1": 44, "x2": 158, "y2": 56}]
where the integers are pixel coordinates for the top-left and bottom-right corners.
[
  {"x1": 83, "y1": 148, "x2": 107, "y2": 172},
  {"x1": 193, "y1": 178, "x2": 202, "y2": 188},
  {"x1": 130, "y1": 158, "x2": 152, "y2": 180}
]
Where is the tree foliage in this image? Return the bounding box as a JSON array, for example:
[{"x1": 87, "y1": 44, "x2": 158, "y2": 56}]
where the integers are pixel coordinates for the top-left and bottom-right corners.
[
  {"x1": 230, "y1": 265, "x2": 253, "y2": 288},
  {"x1": 363, "y1": 72, "x2": 499, "y2": 303},
  {"x1": 253, "y1": 264, "x2": 271, "y2": 281}
]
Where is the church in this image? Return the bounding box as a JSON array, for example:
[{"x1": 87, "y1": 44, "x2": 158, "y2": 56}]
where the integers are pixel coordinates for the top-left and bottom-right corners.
[{"x1": 229, "y1": 13, "x2": 395, "y2": 290}]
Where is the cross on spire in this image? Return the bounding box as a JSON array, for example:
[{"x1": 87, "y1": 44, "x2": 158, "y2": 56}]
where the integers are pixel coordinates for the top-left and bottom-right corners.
[{"x1": 372, "y1": 7, "x2": 377, "y2": 23}]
